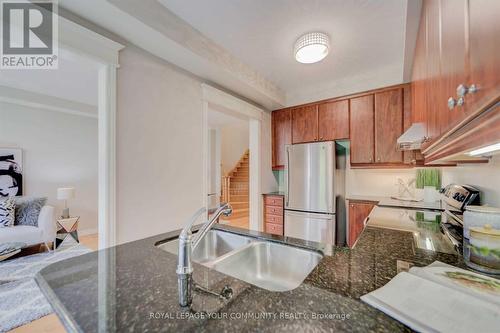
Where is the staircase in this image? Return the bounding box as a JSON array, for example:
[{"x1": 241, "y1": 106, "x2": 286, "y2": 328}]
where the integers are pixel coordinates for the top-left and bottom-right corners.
[{"x1": 221, "y1": 150, "x2": 249, "y2": 225}]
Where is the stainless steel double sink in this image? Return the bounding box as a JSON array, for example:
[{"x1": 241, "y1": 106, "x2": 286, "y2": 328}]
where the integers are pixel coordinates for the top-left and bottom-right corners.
[{"x1": 157, "y1": 230, "x2": 323, "y2": 292}]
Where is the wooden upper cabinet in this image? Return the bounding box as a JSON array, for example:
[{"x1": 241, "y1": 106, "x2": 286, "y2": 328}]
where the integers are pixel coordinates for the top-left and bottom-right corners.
[
  {"x1": 466, "y1": 0, "x2": 500, "y2": 115},
  {"x1": 272, "y1": 109, "x2": 291, "y2": 169},
  {"x1": 425, "y1": 0, "x2": 443, "y2": 142},
  {"x1": 318, "y1": 100, "x2": 350, "y2": 141},
  {"x1": 411, "y1": 0, "x2": 500, "y2": 160},
  {"x1": 374, "y1": 89, "x2": 404, "y2": 163},
  {"x1": 439, "y1": 0, "x2": 467, "y2": 133},
  {"x1": 292, "y1": 105, "x2": 318, "y2": 144},
  {"x1": 350, "y1": 95, "x2": 374, "y2": 164},
  {"x1": 411, "y1": 4, "x2": 428, "y2": 126}
]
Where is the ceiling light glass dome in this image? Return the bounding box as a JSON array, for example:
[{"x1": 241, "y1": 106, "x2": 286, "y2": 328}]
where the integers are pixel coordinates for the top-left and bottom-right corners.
[{"x1": 294, "y1": 32, "x2": 330, "y2": 64}]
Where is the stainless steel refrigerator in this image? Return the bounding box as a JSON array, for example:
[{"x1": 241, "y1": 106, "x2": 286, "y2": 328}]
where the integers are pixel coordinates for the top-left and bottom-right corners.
[{"x1": 284, "y1": 141, "x2": 346, "y2": 247}]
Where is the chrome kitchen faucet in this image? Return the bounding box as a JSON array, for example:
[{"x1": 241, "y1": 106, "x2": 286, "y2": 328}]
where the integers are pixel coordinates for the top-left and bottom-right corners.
[{"x1": 176, "y1": 203, "x2": 233, "y2": 307}]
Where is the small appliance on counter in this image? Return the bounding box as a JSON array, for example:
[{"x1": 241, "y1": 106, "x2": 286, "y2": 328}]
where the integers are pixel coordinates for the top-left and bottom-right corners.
[
  {"x1": 440, "y1": 184, "x2": 480, "y2": 253},
  {"x1": 463, "y1": 206, "x2": 500, "y2": 275}
]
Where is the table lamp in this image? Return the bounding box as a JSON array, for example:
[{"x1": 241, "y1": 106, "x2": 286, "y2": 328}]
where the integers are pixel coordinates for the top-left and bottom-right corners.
[{"x1": 57, "y1": 187, "x2": 75, "y2": 218}]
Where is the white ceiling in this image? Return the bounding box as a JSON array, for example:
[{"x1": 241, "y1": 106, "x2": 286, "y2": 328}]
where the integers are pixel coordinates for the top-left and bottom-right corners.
[
  {"x1": 159, "y1": 0, "x2": 412, "y2": 105},
  {"x1": 0, "y1": 48, "x2": 99, "y2": 106},
  {"x1": 58, "y1": 0, "x2": 419, "y2": 109}
]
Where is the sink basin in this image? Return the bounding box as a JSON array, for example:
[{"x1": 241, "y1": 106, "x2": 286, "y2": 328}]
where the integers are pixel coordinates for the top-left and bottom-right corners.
[
  {"x1": 212, "y1": 241, "x2": 322, "y2": 291},
  {"x1": 157, "y1": 230, "x2": 251, "y2": 264},
  {"x1": 156, "y1": 229, "x2": 322, "y2": 291}
]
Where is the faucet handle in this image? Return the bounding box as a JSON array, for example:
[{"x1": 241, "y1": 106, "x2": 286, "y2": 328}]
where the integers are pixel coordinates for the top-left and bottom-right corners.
[{"x1": 221, "y1": 203, "x2": 233, "y2": 217}]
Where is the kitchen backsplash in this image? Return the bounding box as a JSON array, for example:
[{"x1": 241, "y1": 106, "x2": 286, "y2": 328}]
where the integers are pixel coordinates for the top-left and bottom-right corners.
[{"x1": 273, "y1": 170, "x2": 285, "y2": 192}]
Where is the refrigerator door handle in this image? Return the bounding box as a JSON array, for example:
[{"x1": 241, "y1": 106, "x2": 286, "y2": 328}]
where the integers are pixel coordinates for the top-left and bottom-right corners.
[
  {"x1": 285, "y1": 210, "x2": 333, "y2": 220},
  {"x1": 285, "y1": 146, "x2": 290, "y2": 207}
]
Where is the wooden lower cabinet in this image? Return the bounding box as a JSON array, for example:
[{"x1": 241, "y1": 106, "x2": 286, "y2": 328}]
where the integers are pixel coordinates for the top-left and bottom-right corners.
[
  {"x1": 263, "y1": 194, "x2": 284, "y2": 236},
  {"x1": 348, "y1": 201, "x2": 375, "y2": 247}
]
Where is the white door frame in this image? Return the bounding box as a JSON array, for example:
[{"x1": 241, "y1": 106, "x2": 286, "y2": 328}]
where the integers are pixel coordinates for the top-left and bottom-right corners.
[
  {"x1": 201, "y1": 84, "x2": 265, "y2": 231},
  {"x1": 58, "y1": 15, "x2": 124, "y2": 249}
]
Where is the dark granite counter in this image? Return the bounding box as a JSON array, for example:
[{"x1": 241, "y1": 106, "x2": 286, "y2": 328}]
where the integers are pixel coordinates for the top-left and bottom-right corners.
[
  {"x1": 348, "y1": 195, "x2": 444, "y2": 211},
  {"x1": 36, "y1": 222, "x2": 464, "y2": 333},
  {"x1": 263, "y1": 191, "x2": 285, "y2": 196}
]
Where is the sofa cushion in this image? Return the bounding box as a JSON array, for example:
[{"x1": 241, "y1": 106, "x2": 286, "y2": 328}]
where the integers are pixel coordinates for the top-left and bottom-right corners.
[
  {"x1": 14, "y1": 197, "x2": 47, "y2": 227},
  {"x1": 0, "y1": 225, "x2": 43, "y2": 247},
  {"x1": 0, "y1": 198, "x2": 15, "y2": 228}
]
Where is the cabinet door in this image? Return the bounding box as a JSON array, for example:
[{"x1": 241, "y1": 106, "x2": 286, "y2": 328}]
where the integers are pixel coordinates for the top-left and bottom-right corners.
[
  {"x1": 411, "y1": 5, "x2": 428, "y2": 126},
  {"x1": 439, "y1": 0, "x2": 467, "y2": 133},
  {"x1": 292, "y1": 105, "x2": 318, "y2": 144},
  {"x1": 348, "y1": 202, "x2": 374, "y2": 247},
  {"x1": 318, "y1": 100, "x2": 350, "y2": 141},
  {"x1": 466, "y1": 0, "x2": 500, "y2": 114},
  {"x1": 425, "y1": 0, "x2": 443, "y2": 141},
  {"x1": 350, "y1": 95, "x2": 374, "y2": 164},
  {"x1": 375, "y1": 89, "x2": 403, "y2": 163},
  {"x1": 272, "y1": 109, "x2": 291, "y2": 169}
]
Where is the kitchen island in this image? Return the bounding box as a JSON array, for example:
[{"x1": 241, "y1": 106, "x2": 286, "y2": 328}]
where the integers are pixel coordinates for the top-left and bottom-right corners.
[{"x1": 36, "y1": 220, "x2": 464, "y2": 332}]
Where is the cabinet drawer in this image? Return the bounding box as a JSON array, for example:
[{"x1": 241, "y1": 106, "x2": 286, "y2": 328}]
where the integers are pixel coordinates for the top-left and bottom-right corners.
[
  {"x1": 264, "y1": 195, "x2": 284, "y2": 207},
  {"x1": 265, "y1": 214, "x2": 283, "y2": 225},
  {"x1": 265, "y1": 205, "x2": 283, "y2": 216},
  {"x1": 265, "y1": 223, "x2": 283, "y2": 236}
]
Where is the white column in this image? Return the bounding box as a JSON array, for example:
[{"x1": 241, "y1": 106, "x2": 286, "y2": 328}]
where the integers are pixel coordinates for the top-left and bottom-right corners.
[
  {"x1": 202, "y1": 100, "x2": 209, "y2": 213},
  {"x1": 249, "y1": 119, "x2": 262, "y2": 231},
  {"x1": 98, "y1": 64, "x2": 117, "y2": 249}
]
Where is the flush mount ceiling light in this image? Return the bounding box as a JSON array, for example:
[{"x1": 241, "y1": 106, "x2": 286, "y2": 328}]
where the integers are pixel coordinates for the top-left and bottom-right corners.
[{"x1": 294, "y1": 32, "x2": 330, "y2": 64}]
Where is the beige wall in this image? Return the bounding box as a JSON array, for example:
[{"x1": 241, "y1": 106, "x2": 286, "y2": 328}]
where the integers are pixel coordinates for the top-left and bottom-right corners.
[
  {"x1": 220, "y1": 122, "x2": 249, "y2": 174},
  {"x1": 442, "y1": 156, "x2": 500, "y2": 207},
  {"x1": 0, "y1": 102, "x2": 98, "y2": 233},
  {"x1": 346, "y1": 151, "x2": 500, "y2": 207},
  {"x1": 116, "y1": 45, "x2": 204, "y2": 243}
]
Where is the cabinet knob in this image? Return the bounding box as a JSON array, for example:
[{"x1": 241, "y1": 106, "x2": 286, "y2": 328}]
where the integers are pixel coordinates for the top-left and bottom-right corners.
[
  {"x1": 377, "y1": 157, "x2": 381, "y2": 162},
  {"x1": 447, "y1": 97, "x2": 456, "y2": 110},
  {"x1": 457, "y1": 84, "x2": 478, "y2": 97},
  {"x1": 457, "y1": 96, "x2": 465, "y2": 107}
]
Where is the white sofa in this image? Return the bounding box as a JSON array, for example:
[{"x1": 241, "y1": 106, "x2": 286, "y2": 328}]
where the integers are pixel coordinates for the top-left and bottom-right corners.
[{"x1": 0, "y1": 205, "x2": 56, "y2": 249}]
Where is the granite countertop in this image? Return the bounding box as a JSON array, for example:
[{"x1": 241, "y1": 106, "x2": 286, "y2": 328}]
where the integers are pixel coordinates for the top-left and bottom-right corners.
[
  {"x1": 348, "y1": 195, "x2": 444, "y2": 211},
  {"x1": 263, "y1": 191, "x2": 285, "y2": 196},
  {"x1": 347, "y1": 195, "x2": 385, "y2": 203},
  {"x1": 36, "y1": 221, "x2": 464, "y2": 332}
]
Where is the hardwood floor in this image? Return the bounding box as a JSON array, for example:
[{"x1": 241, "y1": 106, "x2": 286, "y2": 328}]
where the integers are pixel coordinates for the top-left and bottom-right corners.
[{"x1": 9, "y1": 234, "x2": 98, "y2": 333}]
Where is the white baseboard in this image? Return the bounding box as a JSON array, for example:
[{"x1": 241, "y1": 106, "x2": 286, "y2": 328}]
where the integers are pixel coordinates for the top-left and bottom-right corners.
[{"x1": 79, "y1": 228, "x2": 98, "y2": 236}]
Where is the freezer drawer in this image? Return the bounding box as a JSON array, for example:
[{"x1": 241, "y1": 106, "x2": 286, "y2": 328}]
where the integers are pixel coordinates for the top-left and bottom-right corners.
[{"x1": 284, "y1": 210, "x2": 335, "y2": 246}]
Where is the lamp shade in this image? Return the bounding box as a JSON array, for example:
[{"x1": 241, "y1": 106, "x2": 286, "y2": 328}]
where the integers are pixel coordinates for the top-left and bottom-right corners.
[{"x1": 57, "y1": 187, "x2": 75, "y2": 200}]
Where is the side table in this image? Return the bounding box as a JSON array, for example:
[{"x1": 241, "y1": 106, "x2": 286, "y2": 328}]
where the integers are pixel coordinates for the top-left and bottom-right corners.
[
  {"x1": 56, "y1": 216, "x2": 80, "y2": 249},
  {"x1": 0, "y1": 242, "x2": 26, "y2": 261}
]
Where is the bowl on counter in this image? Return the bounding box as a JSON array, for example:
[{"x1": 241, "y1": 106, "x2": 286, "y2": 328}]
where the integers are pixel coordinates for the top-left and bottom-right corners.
[{"x1": 463, "y1": 205, "x2": 500, "y2": 275}]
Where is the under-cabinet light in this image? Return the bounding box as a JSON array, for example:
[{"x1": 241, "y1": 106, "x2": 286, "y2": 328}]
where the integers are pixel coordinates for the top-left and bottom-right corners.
[{"x1": 467, "y1": 142, "x2": 500, "y2": 156}]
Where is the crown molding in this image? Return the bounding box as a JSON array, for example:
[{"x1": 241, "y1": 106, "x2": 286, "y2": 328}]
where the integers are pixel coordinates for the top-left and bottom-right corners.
[{"x1": 0, "y1": 85, "x2": 97, "y2": 119}]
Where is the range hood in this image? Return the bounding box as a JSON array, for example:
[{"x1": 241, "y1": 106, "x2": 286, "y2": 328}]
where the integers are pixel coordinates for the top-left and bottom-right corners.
[{"x1": 397, "y1": 123, "x2": 427, "y2": 150}]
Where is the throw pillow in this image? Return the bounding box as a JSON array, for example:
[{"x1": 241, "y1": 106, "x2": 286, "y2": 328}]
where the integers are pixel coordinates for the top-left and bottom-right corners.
[
  {"x1": 0, "y1": 198, "x2": 15, "y2": 227},
  {"x1": 14, "y1": 197, "x2": 47, "y2": 227}
]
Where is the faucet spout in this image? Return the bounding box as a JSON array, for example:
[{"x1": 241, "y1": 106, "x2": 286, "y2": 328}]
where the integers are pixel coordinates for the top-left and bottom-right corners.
[{"x1": 176, "y1": 203, "x2": 232, "y2": 307}]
